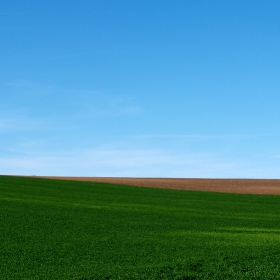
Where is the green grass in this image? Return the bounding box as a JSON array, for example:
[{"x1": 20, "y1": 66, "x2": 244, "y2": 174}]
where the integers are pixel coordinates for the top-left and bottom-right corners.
[{"x1": 1, "y1": 175, "x2": 280, "y2": 279}]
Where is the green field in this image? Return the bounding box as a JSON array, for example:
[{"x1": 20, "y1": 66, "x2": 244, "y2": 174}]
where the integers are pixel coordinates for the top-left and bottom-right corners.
[{"x1": 1, "y1": 176, "x2": 280, "y2": 279}]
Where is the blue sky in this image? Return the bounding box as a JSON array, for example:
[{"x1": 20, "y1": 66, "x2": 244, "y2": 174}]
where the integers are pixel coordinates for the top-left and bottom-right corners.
[{"x1": 1, "y1": 1, "x2": 280, "y2": 178}]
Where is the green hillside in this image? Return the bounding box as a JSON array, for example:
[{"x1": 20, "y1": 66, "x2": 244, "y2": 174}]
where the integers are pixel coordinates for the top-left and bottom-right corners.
[{"x1": 1, "y1": 176, "x2": 280, "y2": 279}]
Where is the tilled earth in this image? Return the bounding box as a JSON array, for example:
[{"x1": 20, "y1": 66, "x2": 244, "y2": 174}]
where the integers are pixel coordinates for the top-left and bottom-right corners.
[{"x1": 35, "y1": 177, "x2": 280, "y2": 195}]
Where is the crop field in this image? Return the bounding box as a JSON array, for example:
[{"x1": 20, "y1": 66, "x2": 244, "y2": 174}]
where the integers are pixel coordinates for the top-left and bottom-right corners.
[{"x1": 1, "y1": 176, "x2": 280, "y2": 279}]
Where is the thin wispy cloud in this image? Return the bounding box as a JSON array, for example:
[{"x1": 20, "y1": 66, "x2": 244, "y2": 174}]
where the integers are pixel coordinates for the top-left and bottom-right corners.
[
  {"x1": 1, "y1": 144, "x2": 275, "y2": 178},
  {"x1": 0, "y1": 116, "x2": 42, "y2": 132},
  {"x1": 1, "y1": 80, "x2": 141, "y2": 119},
  {"x1": 136, "y1": 133, "x2": 280, "y2": 140},
  {"x1": 0, "y1": 110, "x2": 79, "y2": 133},
  {"x1": 0, "y1": 148, "x2": 225, "y2": 177},
  {"x1": 1, "y1": 79, "x2": 55, "y2": 97}
]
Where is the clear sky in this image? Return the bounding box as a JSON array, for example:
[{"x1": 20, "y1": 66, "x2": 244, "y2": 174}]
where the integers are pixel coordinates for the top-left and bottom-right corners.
[{"x1": 1, "y1": 1, "x2": 280, "y2": 178}]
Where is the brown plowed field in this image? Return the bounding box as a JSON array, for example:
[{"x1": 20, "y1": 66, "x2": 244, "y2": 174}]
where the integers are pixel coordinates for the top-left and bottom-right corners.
[{"x1": 33, "y1": 177, "x2": 280, "y2": 195}]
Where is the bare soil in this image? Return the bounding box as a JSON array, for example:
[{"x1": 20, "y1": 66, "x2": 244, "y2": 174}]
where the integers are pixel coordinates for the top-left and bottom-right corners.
[{"x1": 33, "y1": 177, "x2": 280, "y2": 195}]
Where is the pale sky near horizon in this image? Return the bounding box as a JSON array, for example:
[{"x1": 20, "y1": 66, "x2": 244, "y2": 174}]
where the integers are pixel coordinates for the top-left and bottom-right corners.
[{"x1": 1, "y1": 1, "x2": 280, "y2": 178}]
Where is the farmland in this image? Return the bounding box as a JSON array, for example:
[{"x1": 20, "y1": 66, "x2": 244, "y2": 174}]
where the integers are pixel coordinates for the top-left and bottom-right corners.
[{"x1": 1, "y1": 176, "x2": 280, "y2": 279}]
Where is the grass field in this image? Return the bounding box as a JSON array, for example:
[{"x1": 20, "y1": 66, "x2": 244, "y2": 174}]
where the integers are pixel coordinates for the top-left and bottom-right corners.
[{"x1": 1, "y1": 176, "x2": 280, "y2": 279}]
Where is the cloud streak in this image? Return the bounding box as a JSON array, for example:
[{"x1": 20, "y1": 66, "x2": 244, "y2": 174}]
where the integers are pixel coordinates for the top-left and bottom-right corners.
[
  {"x1": 136, "y1": 133, "x2": 280, "y2": 140},
  {"x1": 1, "y1": 79, "x2": 142, "y2": 119},
  {"x1": 0, "y1": 116, "x2": 42, "y2": 132},
  {"x1": 2, "y1": 146, "x2": 277, "y2": 179}
]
